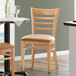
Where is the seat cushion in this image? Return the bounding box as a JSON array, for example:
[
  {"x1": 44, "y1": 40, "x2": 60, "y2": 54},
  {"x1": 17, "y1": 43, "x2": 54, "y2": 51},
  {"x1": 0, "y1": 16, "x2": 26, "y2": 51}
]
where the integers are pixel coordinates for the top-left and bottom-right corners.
[
  {"x1": 21, "y1": 34, "x2": 55, "y2": 42},
  {"x1": 0, "y1": 42, "x2": 14, "y2": 50}
]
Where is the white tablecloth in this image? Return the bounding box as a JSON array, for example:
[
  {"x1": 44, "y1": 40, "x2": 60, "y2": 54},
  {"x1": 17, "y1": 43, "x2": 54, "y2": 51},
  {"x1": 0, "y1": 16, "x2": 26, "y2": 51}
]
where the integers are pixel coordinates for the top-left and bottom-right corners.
[{"x1": 0, "y1": 17, "x2": 30, "y2": 27}]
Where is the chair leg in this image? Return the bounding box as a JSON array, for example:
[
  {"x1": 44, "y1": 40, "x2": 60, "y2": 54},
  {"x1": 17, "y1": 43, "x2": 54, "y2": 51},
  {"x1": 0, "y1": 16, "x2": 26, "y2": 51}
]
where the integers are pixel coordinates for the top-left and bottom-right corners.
[
  {"x1": 21, "y1": 41, "x2": 24, "y2": 72},
  {"x1": 11, "y1": 48, "x2": 15, "y2": 76},
  {"x1": 47, "y1": 43, "x2": 51, "y2": 72},
  {"x1": 31, "y1": 44, "x2": 35, "y2": 68},
  {"x1": 53, "y1": 44, "x2": 58, "y2": 69}
]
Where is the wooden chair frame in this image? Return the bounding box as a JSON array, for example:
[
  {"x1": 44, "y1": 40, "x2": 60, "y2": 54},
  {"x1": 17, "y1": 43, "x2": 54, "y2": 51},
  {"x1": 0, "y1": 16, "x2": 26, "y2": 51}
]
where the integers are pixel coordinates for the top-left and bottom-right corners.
[
  {"x1": 21, "y1": 8, "x2": 60, "y2": 72},
  {"x1": 0, "y1": 47, "x2": 15, "y2": 76}
]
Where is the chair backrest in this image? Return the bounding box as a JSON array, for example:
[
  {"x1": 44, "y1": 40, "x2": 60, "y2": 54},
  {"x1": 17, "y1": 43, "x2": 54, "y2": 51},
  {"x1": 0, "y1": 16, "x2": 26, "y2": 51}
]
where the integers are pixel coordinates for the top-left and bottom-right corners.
[{"x1": 31, "y1": 7, "x2": 60, "y2": 37}]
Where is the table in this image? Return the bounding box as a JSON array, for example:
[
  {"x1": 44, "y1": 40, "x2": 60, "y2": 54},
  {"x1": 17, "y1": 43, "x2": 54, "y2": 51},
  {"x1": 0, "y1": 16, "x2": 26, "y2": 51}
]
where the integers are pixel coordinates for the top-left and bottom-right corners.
[
  {"x1": 64, "y1": 21, "x2": 76, "y2": 76},
  {"x1": 0, "y1": 18, "x2": 29, "y2": 76}
]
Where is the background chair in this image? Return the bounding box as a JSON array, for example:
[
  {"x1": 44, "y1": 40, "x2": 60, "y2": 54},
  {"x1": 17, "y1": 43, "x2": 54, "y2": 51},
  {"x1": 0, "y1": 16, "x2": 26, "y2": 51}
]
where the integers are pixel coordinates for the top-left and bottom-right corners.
[
  {"x1": 21, "y1": 8, "x2": 60, "y2": 72},
  {"x1": 0, "y1": 42, "x2": 15, "y2": 76}
]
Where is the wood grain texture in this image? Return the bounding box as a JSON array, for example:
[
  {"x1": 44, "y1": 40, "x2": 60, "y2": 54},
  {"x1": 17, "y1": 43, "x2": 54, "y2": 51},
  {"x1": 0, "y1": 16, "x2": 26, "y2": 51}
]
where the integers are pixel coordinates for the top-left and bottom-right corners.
[
  {"x1": 34, "y1": 17, "x2": 55, "y2": 20},
  {"x1": 35, "y1": 27, "x2": 53, "y2": 31},
  {"x1": 34, "y1": 22, "x2": 53, "y2": 25},
  {"x1": 10, "y1": 48, "x2": 15, "y2": 76},
  {"x1": 31, "y1": 44, "x2": 35, "y2": 67},
  {"x1": 21, "y1": 41, "x2": 24, "y2": 72},
  {"x1": 32, "y1": 8, "x2": 57, "y2": 15}
]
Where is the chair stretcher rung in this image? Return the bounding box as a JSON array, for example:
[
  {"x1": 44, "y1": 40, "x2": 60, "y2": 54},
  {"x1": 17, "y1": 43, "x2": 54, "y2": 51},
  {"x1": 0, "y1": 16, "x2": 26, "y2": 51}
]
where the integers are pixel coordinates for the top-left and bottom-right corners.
[
  {"x1": 0, "y1": 53, "x2": 11, "y2": 56},
  {"x1": 0, "y1": 57, "x2": 12, "y2": 61},
  {"x1": 24, "y1": 41, "x2": 49, "y2": 45},
  {"x1": 24, "y1": 46, "x2": 48, "y2": 49}
]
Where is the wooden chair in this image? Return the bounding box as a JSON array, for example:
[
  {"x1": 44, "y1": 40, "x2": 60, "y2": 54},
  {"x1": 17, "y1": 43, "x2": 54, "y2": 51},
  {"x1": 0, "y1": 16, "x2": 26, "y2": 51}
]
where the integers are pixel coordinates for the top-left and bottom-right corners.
[
  {"x1": 21, "y1": 8, "x2": 60, "y2": 72},
  {"x1": 0, "y1": 42, "x2": 15, "y2": 76}
]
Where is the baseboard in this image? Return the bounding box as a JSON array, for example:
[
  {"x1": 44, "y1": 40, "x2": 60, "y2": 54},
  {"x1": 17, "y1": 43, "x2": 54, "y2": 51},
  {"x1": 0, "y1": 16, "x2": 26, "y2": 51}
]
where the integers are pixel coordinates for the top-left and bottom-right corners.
[
  {"x1": 15, "y1": 50, "x2": 69, "y2": 61},
  {"x1": 0, "y1": 50, "x2": 69, "y2": 63}
]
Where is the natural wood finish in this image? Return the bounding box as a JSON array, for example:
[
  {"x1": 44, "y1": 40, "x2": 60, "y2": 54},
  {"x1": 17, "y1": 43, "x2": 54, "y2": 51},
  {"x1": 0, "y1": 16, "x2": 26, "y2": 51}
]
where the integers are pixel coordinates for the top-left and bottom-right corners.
[
  {"x1": 0, "y1": 57, "x2": 12, "y2": 61},
  {"x1": 0, "y1": 53, "x2": 11, "y2": 56},
  {"x1": 0, "y1": 42, "x2": 14, "y2": 50},
  {"x1": 24, "y1": 41, "x2": 49, "y2": 45},
  {"x1": 35, "y1": 27, "x2": 53, "y2": 31},
  {"x1": 0, "y1": 42, "x2": 15, "y2": 76},
  {"x1": 47, "y1": 42, "x2": 51, "y2": 72},
  {"x1": 53, "y1": 44, "x2": 58, "y2": 68},
  {"x1": 21, "y1": 8, "x2": 60, "y2": 72},
  {"x1": 21, "y1": 41, "x2": 24, "y2": 72},
  {"x1": 0, "y1": 49, "x2": 13, "y2": 52},
  {"x1": 52, "y1": 8, "x2": 60, "y2": 37},
  {"x1": 31, "y1": 44, "x2": 35, "y2": 67},
  {"x1": 31, "y1": 7, "x2": 35, "y2": 34},
  {"x1": 34, "y1": 22, "x2": 53, "y2": 25},
  {"x1": 10, "y1": 48, "x2": 15, "y2": 76},
  {"x1": 34, "y1": 17, "x2": 55, "y2": 20},
  {"x1": 32, "y1": 8, "x2": 57, "y2": 15},
  {"x1": 24, "y1": 46, "x2": 48, "y2": 50}
]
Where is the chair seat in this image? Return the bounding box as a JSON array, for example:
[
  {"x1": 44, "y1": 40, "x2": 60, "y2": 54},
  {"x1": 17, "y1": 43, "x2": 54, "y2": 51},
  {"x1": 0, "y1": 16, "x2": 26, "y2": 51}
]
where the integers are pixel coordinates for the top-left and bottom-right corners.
[
  {"x1": 0, "y1": 42, "x2": 14, "y2": 50},
  {"x1": 21, "y1": 34, "x2": 55, "y2": 42}
]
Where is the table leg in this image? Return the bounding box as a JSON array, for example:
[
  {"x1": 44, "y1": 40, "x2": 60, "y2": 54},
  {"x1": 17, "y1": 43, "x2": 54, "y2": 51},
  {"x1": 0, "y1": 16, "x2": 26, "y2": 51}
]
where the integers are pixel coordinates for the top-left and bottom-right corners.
[{"x1": 4, "y1": 23, "x2": 10, "y2": 73}]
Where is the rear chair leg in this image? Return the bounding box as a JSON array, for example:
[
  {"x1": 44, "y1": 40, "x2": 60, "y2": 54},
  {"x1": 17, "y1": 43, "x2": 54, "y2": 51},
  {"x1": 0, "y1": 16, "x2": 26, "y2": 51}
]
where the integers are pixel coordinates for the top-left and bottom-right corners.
[{"x1": 53, "y1": 44, "x2": 58, "y2": 69}]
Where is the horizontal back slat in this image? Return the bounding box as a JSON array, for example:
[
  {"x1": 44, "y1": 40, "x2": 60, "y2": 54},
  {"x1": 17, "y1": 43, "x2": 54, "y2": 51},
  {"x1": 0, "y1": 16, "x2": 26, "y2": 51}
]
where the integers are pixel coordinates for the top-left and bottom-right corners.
[
  {"x1": 32, "y1": 8, "x2": 57, "y2": 15},
  {"x1": 35, "y1": 27, "x2": 53, "y2": 31},
  {"x1": 34, "y1": 17, "x2": 55, "y2": 20},
  {"x1": 34, "y1": 22, "x2": 53, "y2": 25}
]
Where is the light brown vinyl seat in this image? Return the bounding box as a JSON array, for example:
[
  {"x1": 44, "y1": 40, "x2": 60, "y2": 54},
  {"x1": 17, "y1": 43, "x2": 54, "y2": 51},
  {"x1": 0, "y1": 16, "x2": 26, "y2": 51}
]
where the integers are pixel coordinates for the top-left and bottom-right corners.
[{"x1": 21, "y1": 34, "x2": 55, "y2": 42}]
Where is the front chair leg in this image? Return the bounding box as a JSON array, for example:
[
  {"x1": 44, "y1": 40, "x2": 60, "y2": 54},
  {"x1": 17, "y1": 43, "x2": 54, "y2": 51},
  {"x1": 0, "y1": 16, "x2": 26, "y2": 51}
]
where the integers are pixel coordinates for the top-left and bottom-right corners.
[
  {"x1": 11, "y1": 48, "x2": 15, "y2": 76},
  {"x1": 21, "y1": 41, "x2": 24, "y2": 72},
  {"x1": 47, "y1": 43, "x2": 51, "y2": 72},
  {"x1": 53, "y1": 44, "x2": 58, "y2": 69},
  {"x1": 31, "y1": 44, "x2": 35, "y2": 68}
]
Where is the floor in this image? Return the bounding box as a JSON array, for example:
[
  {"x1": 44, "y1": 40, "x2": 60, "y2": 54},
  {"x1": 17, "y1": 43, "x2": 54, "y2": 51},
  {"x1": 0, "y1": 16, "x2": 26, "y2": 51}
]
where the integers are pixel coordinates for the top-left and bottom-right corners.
[{"x1": 0, "y1": 54, "x2": 69, "y2": 76}]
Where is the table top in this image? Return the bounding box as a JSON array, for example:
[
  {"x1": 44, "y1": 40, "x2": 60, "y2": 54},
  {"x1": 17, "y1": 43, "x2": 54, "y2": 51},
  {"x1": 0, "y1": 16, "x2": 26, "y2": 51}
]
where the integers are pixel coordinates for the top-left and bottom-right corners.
[
  {"x1": 63, "y1": 21, "x2": 76, "y2": 26},
  {"x1": 0, "y1": 17, "x2": 29, "y2": 23},
  {"x1": 0, "y1": 20, "x2": 14, "y2": 23}
]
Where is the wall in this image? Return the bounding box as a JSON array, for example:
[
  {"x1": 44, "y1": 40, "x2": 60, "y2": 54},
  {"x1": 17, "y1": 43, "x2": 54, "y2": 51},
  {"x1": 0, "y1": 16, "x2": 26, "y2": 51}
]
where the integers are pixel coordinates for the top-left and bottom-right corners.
[
  {"x1": 15, "y1": 0, "x2": 74, "y2": 56},
  {"x1": 74, "y1": 0, "x2": 76, "y2": 19}
]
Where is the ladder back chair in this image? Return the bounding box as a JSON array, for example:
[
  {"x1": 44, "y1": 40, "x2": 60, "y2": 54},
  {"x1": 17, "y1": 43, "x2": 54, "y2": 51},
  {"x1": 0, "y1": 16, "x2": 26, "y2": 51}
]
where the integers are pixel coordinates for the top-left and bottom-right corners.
[
  {"x1": 21, "y1": 8, "x2": 60, "y2": 72},
  {"x1": 0, "y1": 42, "x2": 15, "y2": 76}
]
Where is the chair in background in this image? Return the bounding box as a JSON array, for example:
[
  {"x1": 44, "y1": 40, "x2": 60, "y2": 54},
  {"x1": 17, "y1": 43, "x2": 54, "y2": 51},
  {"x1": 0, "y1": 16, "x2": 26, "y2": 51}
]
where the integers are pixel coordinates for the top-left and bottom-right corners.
[
  {"x1": 21, "y1": 7, "x2": 60, "y2": 72},
  {"x1": 0, "y1": 42, "x2": 15, "y2": 76}
]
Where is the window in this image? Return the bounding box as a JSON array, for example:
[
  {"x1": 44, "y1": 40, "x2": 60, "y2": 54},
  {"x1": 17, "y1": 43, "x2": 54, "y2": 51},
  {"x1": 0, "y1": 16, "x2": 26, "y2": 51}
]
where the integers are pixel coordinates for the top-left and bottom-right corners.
[
  {"x1": 0, "y1": 25, "x2": 4, "y2": 42},
  {"x1": 0, "y1": 0, "x2": 15, "y2": 44},
  {"x1": 0, "y1": 0, "x2": 6, "y2": 42}
]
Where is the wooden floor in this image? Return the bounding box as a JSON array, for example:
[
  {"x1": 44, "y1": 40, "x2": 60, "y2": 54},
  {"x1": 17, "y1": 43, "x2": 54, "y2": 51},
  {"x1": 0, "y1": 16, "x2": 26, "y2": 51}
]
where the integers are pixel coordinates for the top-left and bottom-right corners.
[{"x1": 0, "y1": 54, "x2": 69, "y2": 76}]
